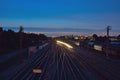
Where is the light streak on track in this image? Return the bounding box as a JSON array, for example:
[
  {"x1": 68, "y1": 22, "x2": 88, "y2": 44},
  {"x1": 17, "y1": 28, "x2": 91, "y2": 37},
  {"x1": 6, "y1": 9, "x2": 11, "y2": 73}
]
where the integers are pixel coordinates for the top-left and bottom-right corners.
[{"x1": 56, "y1": 40, "x2": 73, "y2": 49}]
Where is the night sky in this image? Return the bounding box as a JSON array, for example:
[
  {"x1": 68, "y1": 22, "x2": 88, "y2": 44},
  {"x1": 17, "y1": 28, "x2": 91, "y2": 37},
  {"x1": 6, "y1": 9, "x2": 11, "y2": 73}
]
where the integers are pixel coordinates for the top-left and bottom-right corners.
[{"x1": 0, "y1": 0, "x2": 120, "y2": 32}]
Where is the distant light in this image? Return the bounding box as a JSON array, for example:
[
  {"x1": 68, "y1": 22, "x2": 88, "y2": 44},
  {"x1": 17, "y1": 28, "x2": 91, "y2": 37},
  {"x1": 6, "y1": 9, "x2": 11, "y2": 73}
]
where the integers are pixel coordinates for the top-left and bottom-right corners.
[
  {"x1": 33, "y1": 69, "x2": 42, "y2": 74},
  {"x1": 94, "y1": 45, "x2": 102, "y2": 51},
  {"x1": 74, "y1": 37, "x2": 79, "y2": 40},
  {"x1": 75, "y1": 42, "x2": 80, "y2": 46},
  {"x1": 52, "y1": 36, "x2": 56, "y2": 38},
  {"x1": 56, "y1": 40, "x2": 73, "y2": 48}
]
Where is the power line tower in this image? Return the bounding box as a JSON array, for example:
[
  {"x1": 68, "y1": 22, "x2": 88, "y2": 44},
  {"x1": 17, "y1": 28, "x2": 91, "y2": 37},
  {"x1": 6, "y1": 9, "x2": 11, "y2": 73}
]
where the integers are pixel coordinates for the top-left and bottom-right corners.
[{"x1": 106, "y1": 26, "x2": 111, "y2": 38}]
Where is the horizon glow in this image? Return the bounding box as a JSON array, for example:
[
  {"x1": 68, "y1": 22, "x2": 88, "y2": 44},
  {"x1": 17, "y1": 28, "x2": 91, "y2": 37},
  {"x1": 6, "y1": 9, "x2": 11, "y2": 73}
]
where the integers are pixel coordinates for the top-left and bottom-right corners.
[{"x1": 0, "y1": 0, "x2": 120, "y2": 36}]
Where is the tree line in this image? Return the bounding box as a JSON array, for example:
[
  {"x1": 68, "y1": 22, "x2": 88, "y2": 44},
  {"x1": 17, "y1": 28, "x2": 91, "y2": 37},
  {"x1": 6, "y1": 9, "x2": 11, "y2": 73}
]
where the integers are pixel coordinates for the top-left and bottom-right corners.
[{"x1": 0, "y1": 26, "x2": 48, "y2": 55}]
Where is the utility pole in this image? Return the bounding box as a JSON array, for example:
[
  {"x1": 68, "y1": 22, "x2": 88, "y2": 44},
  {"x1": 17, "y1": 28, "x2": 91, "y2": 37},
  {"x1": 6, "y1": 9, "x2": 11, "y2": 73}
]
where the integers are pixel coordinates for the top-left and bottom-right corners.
[
  {"x1": 107, "y1": 26, "x2": 111, "y2": 38},
  {"x1": 19, "y1": 26, "x2": 23, "y2": 50},
  {"x1": 19, "y1": 26, "x2": 24, "y2": 63},
  {"x1": 106, "y1": 26, "x2": 111, "y2": 57}
]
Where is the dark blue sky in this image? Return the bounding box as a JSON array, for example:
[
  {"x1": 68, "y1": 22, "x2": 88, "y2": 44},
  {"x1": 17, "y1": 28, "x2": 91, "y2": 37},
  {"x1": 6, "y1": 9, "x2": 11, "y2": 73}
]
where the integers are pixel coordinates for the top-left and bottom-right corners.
[{"x1": 0, "y1": 0, "x2": 120, "y2": 30}]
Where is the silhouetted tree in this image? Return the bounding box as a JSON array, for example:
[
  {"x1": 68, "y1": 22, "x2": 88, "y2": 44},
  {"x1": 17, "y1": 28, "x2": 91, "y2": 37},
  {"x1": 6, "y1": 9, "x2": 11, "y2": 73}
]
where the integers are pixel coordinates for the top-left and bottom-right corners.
[
  {"x1": 0, "y1": 27, "x2": 3, "y2": 48},
  {"x1": 92, "y1": 34, "x2": 98, "y2": 41},
  {"x1": 0, "y1": 26, "x2": 48, "y2": 55},
  {"x1": 117, "y1": 35, "x2": 120, "y2": 40},
  {"x1": 19, "y1": 26, "x2": 24, "y2": 33},
  {"x1": 0, "y1": 27, "x2": 3, "y2": 32},
  {"x1": 118, "y1": 35, "x2": 120, "y2": 38}
]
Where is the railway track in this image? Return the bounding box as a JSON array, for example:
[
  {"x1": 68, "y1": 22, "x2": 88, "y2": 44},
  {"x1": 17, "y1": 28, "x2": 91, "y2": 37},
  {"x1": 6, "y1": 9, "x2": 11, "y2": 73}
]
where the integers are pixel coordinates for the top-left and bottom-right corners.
[{"x1": 8, "y1": 41, "x2": 120, "y2": 80}]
